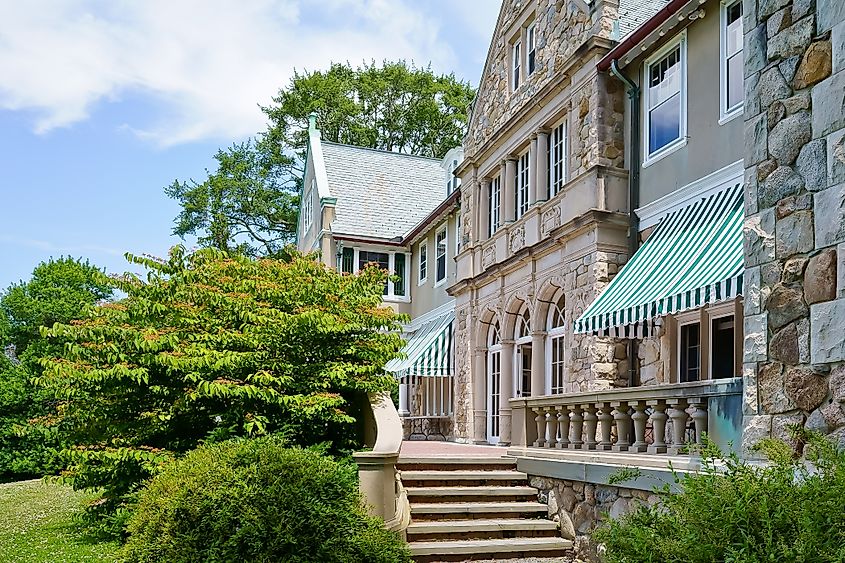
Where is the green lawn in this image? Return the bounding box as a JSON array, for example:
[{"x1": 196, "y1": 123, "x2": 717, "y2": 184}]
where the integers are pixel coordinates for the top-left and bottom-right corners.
[{"x1": 0, "y1": 479, "x2": 120, "y2": 563}]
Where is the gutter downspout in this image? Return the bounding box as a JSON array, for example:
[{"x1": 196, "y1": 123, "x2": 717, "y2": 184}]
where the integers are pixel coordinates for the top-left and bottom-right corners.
[{"x1": 610, "y1": 59, "x2": 641, "y2": 388}]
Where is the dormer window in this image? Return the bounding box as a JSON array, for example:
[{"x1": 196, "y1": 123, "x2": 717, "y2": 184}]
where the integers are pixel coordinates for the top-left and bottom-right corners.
[
  {"x1": 526, "y1": 23, "x2": 536, "y2": 75},
  {"x1": 512, "y1": 40, "x2": 522, "y2": 90}
]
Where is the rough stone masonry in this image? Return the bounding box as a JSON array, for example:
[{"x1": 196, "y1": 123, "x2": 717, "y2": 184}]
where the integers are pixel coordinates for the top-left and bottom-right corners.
[{"x1": 742, "y1": 0, "x2": 845, "y2": 452}]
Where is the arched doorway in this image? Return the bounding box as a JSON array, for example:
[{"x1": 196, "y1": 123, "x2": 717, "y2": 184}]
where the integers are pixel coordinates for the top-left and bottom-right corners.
[{"x1": 486, "y1": 320, "x2": 502, "y2": 444}]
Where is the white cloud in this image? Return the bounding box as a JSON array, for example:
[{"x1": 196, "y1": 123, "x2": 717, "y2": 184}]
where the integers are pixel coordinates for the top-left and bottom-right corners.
[{"x1": 0, "y1": 0, "x2": 500, "y2": 146}]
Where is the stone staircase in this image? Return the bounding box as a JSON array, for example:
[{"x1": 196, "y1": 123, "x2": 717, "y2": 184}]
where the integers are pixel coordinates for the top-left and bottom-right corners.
[{"x1": 399, "y1": 455, "x2": 573, "y2": 562}]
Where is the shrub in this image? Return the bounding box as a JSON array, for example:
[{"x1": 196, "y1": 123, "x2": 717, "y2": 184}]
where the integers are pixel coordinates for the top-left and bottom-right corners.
[
  {"x1": 121, "y1": 436, "x2": 411, "y2": 563},
  {"x1": 594, "y1": 431, "x2": 845, "y2": 563}
]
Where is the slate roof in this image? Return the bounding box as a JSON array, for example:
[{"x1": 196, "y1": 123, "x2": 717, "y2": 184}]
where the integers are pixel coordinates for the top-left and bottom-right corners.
[
  {"x1": 321, "y1": 141, "x2": 448, "y2": 240},
  {"x1": 617, "y1": 0, "x2": 672, "y2": 40}
]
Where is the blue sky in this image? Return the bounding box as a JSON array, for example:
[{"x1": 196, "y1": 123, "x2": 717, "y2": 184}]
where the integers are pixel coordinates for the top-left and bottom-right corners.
[{"x1": 0, "y1": 0, "x2": 500, "y2": 287}]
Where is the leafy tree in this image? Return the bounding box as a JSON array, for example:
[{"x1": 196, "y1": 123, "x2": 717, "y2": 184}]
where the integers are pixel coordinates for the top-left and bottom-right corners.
[
  {"x1": 0, "y1": 257, "x2": 112, "y2": 479},
  {"x1": 37, "y1": 247, "x2": 404, "y2": 533},
  {"x1": 167, "y1": 60, "x2": 475, "y2": 256}
]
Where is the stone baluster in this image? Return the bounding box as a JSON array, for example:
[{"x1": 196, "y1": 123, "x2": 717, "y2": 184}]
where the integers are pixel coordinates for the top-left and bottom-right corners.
[
  {"x1": 597, "y1": 402, "x2": 614, "y2": 450},
  {"x1": 545, "y1": 406, "x2": 558, "y2": 448},
  {"x1": 582, "y1": 403, "x2": 598, "y2": 450},
  {"x1": 647, "y1": 399, "x2": 669, "y2": 454},
  {"x1": 611, "y1": 401, "x2": 631, "y2": 452},
  {"x1": 667, "y1": 399, "x2": 690, "y2": 454},
  {"x1": 533, "y1": 407, "x2": 546, "y2": 447},
  {"x1": 556, "y1": 406, "x2": 570, "y2": 449},
  {"x1": 569, "y1": 405, "x2": 584, "y2": 449},
  {"x1": 630, "y1": 401, "x2": 649, "y2": 453},
  {"x1": 689, "y1": 399, "x2": 708, "y2": 445}
]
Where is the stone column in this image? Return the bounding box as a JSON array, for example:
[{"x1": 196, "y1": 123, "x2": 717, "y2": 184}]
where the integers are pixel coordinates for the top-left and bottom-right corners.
[
  {"x1": 528, "y1": 135, "x2": 538, "y2": 205},
  {"x1": 499, "y1": 340, "x2": 515, "y2": 445},
  {"x1": 741, "y1": 0, "x2": 845, "y2": 454},
  {"x1": 472, "y1": 349, "x2": 487, "y2": 443},
  {"x1": 502, "y1": 159, "x2": 516, "y2": 223},
  {"x1": 479, "y1": 178, "x2": 491, "y2": 242},
  {"x1": 531, "y1": 331, "x2": 546, "y2": 396},
  {"x1": 535, "y1": 130, "x2": 549, "y2": 202}
]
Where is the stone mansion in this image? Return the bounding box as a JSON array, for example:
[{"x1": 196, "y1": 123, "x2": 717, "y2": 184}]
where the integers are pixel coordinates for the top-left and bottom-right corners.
[{"x1": 297, "y1": 0, "x2": 845, "y2": 555}]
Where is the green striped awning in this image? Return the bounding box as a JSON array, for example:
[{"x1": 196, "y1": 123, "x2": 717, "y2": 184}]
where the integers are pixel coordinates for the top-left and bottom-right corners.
[
  {"x1": 385, "y1": 311, "x2": 453, "y2": 378},
  {"x1": 574, "y1": 183, "x2": 744, "y2": 337}
]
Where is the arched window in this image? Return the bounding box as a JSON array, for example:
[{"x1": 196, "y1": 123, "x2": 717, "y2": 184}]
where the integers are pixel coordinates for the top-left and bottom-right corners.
[
  {"x1": 546, "y1": 294, "x2": 566, "y2": 394},
  {"x1": 514, "y1": 306, "x2": 532, "y2": 397},
  {"x1": 486, "y1": 320, "x2": 502, "y2": 444}
]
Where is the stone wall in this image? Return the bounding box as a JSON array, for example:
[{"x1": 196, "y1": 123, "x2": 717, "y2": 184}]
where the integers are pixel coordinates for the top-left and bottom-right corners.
[
  {"x1": 742, "y1": 0, "x2": 845, "y2": 451},
  {"x1": 530, "y1": 476, "x2": 660, "y2": 558}
]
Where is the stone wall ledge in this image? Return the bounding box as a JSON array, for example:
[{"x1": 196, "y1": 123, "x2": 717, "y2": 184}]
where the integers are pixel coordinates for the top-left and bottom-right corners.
[{"x1": 508, "y1": 451, "x2": 694, "y2": 492}]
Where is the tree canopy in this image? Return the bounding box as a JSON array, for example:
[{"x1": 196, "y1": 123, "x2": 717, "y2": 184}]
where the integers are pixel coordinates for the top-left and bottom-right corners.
[
  {"x1": 166, "y1": 60, "x2": 475, "y2": 256},
  {"x1": 36, "y1": 248, "x2": 404, "y2": 529}
]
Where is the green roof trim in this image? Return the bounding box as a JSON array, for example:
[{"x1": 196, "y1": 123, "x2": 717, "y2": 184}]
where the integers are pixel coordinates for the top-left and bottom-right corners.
[{"x1": 574, "y1": 183, "x2": 744, "y2": 337}]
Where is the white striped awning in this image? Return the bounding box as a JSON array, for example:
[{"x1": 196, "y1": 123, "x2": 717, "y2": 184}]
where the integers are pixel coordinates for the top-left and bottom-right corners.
[
  {"x1": 385, "y1": 310, "x2": 453, "y2": 377},
  {"x1": 574, "y1": 183, "x2": 744, "y2": 337}
]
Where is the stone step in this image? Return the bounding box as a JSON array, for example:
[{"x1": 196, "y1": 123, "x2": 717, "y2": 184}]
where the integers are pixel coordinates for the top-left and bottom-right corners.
[
  {"x1": 406, "y1": 518, "x2": 559, "y2": 541},
  {"x1": 410, "y1": 501, "x2": 548, "y2": 521},
  {"x1": 401, "y1": 469, "x2": 529, "y2": 485},
  {"x1": 408, "y1": 536, "x2": 573, "y2": 562},
  {"x1": 398, "y1": 456, "x2": 516, "y2": 472},
  {"x1": 406, "y1": 486, "x2": 538, "y2": 503}
]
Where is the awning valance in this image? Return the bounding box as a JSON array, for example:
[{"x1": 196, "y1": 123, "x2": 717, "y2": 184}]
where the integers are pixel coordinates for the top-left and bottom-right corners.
[
  {"x1": 574, "y1": 183, "x2": 744, "y2": 337},
  {"x1": 385, "y1": 310, "x2": 453, "y2": 377}
]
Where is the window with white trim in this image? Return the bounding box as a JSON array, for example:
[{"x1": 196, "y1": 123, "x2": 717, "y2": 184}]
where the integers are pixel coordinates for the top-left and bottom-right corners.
[
  {"x1": 302, "y1": 180, "x2": 314, "y2": 234},
  {"x1": 546, "y1": 294, "x2": 566, "y2": 395},
  {"x1": 527, "y1": 23, "x2": 536, "y2": 75},
  {"x1": 645, "y1": 35, "x2": 686, "y2": 160},
  {"x1": 354, "y1": 249, "x2": 409, "y2": 300},
  {"x1": 515, "y1": 152, "x2": 529, "y2": 219},
  {"x1": 435, "y1": 227, "x2": 447, "y2": 284},
  {"x1": 549, "y1": 122, "x2": 566, "y2": 198},
  {"x1": 489, "y1": 175, "x2": 501, "y2": 237},
  {"x1": 418, "y1": 240, "x2": 427, "y2": 284},
  {"x1": 721, "y1": 1, "x2": 744, "y2": 119},
  {"x1": 487, "y1": 321, "x2": 502, "y2": 443},
  {"x1": 455, "y1": 212, "x2": 462, "y2": 254},
  {"x1": 512, "y1": 40, "x2": 522, "y2": 90},
  {"x1": 514, "y1": 307, "x2": 532, "y2": 397}
]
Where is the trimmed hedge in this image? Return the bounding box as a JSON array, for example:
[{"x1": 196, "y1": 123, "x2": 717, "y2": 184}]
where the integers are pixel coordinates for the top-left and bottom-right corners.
[{"x1": 121, "y1": 436, "x2": 411, "y2": 563}]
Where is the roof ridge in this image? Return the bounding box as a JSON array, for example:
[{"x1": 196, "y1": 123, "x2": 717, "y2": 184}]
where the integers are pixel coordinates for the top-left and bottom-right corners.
[{"x1": 320, "y1": 140, "x2": 443, "y2": 162}]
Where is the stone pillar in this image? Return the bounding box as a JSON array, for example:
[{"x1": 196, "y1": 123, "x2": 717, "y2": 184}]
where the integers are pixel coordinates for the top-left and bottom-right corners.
[
  {"x1": 528, "y1": 135, "x2": 538, "y2": 205},
  {"x1": 503, "y1": 159, "x2": 516, "y2": 223},
  {"x1": 535, "y1": 130, "x2": 549, "y2": 202},
  {"x1": 531, "y1": 332, "x2": 546, "y2": 395},
  {"x1": 472, "y1": 349, "x2": 487, "y2": 443},
  {"x1": 741, "y1": 0, "x2": 845, "y2": 454},
  {"x1": 479, "y1": 178, "x2": 491, "y2": 242},
  {"x1": 500, "y1": 340, "x2": 515, "y2": 445}
]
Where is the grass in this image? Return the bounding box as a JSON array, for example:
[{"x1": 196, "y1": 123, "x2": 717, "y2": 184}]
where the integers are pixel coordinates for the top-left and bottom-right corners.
[{"x1": 0, "y1": 479, "x2": 120, "y2": 563}]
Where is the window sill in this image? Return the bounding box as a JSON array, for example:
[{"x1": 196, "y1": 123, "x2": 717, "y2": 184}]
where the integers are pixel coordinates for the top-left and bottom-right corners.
[
  {"x1": 417, "y1": 278, "x2": 427, "y2": 287},
  {"x1": 383, "y1": 296, "x2": 411, "y2": 304},
  {"x1": 433, "y1": 279, "x2": 447, "y2": 288},
  {"x1": 643, "y1": 138, "x2": 688, "y2": 169},
  {"x1": 718, "y1": 107, "x2": 743, "y2": 126}
]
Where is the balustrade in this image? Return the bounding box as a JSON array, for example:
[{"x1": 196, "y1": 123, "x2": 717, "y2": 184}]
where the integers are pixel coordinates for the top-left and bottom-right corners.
[{"x1": 514, "y1": 379, "x2": 742, "y2": 456}]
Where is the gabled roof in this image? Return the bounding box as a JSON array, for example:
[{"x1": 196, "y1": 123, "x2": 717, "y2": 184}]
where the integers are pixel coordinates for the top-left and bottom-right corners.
[{"x1": 321, "y1": 141, "x2": 448, "y2": 240}]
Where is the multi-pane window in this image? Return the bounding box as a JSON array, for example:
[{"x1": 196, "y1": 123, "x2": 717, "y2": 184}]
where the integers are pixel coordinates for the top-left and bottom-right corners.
[
  {"x1": 711, "y1": 315, "x2": 735, "y2": 379},
  {"x1": 680, "y1": 322, "x2": 701, "y2": 383},
  {"x1": 515, "y1": 152, "x2": 529, "y2": 219},
  {"x1": 512, "y1": 40, "x2": 522, "y2": 90},
  {"x1": 302, "y1": 180, "x2": 314, "y2": 233},
  {"x1": 547, "y1": 295, "x2": 566, "y2": 394},
  {"x1": 722, "y1": 1, "x2": 744, "y2": 117},
  {"x1": 489, "y1": 175, "x2": 501, "y2": 237},
  {"x1": 514, "y1": 308, "x2": 532, "y2": 397},
  {"x1": 359, "y1": 251, "x2": 390, "y2": 296},
  {"x1": 527, "y1": 23, "x2": 536, "y2": 75},
  {"x1": 341, "y1": 247, "x2": 354, "y2": 274},
  {"x1": 393, "y1": 253, "x2": 406, "y2": 297},
  {"x1": 549, "y1": 122, "x2": 566, "y2": 198},
  {"x1": 418, "y1": 240, "x2": 427, "y2": 283},
  {"x1": 435, "y1": 227, "x2": 447, "y2": 284},
  {"x1": 487, "y1": 321, "x2": 502, "y2": 443},
  {"x1": 344, "y1": 248, "x2": 408, "y2": 299},
  {"x1": 455, "y1": 212, "x2": 462, "y2": 254},
  {"x1": 646, "y1": 40, "x2": 684, "y2": 158}
]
